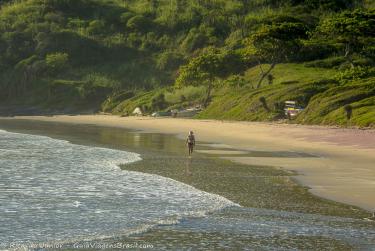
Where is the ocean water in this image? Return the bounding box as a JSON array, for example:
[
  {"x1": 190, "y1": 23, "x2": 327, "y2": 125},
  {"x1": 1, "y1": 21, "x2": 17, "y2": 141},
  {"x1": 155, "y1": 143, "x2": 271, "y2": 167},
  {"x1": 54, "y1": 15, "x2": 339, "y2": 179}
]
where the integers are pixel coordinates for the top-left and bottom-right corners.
[
  {"x1": 1, "y1": 125, "x2": 375, "y2": 250},
  {"x1": 157, "y1": 207, "x2": 375, "y2": 250},
  {"x1": 0, "y1": 129, "x2": 236, "y2": 247}
]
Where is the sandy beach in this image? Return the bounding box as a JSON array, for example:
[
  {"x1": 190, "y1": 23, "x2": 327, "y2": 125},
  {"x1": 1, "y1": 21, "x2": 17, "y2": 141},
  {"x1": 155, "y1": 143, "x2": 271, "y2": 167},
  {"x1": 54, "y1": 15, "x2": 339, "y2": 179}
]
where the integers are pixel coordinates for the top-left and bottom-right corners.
[{"x1": 6, "y1": 115, "x2": 375, "y2": 212}]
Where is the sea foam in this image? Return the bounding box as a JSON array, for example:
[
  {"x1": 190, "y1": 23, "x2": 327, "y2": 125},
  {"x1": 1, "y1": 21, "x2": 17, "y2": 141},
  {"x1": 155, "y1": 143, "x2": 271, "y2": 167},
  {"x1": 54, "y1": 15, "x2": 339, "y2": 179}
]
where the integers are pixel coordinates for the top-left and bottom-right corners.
[{"x1": 0, "y1": 129, "x2": 237, "y2": 247}]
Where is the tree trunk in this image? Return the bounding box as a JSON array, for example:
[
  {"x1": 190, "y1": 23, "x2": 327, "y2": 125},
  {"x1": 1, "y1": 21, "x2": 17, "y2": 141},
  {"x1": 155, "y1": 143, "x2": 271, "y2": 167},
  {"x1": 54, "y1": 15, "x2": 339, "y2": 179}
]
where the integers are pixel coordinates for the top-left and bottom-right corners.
[
  {"x1": 203, "y1": 82, "x2": 213, "y2": 108},
  {"x1": 344, "y1": 43, "x2": 355, "y2": 69},
  {"x1": 257, "y1": 62, "x2": 276, "y2": 89}
]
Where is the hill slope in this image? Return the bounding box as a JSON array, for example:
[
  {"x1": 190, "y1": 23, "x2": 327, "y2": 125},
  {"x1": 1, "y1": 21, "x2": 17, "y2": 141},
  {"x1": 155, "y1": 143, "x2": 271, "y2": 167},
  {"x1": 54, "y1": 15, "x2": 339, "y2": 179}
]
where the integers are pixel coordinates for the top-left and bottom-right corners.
[{"x1": 0, "y1": 0, "x2": 374, "y2": 126}]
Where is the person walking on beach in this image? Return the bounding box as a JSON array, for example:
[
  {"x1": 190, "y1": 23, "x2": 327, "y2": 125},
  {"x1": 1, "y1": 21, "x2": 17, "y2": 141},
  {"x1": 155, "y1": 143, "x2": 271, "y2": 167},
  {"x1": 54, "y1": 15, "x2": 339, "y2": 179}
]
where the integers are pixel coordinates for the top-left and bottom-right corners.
[{"x1": 186, "y1": 131, "x2": 196, "y2": 156}]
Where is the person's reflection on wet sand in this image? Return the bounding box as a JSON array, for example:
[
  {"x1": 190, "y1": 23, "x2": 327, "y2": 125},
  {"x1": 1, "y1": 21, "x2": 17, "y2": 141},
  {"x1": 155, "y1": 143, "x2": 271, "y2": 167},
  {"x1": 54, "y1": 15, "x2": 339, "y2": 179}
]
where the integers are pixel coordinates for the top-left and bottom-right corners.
[{"x1": 185, "y1": 156, "x2": 193, "y2": 177}]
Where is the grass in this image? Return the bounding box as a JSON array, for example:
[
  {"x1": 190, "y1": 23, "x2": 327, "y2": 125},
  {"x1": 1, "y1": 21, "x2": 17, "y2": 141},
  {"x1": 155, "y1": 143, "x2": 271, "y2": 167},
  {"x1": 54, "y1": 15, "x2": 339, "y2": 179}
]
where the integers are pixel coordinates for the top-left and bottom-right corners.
[
  {"x1": 197, "y1": 64, "x2": 375, "y2": 128},
  {"x1": 103, "y1": 63, "x2": 375, "y2": 128},
  {"x1": 244, "y1": 63, "x2": 337, "y2": 87},
  {"x1": 164, "y1": 86, "x2": 206, "y2": 104},
  {"x1": 197, "y1": 64, "x2": 337, "y2": 120},
  {"x1": 296, "y1": 77, "x2": 375, "y2": 127},
  {"x1": 107, "y1": 86, "x2": 206, "y2": 115},
  {"x1": 112, "y1": 91, "x2": 155, "y2": 115}
]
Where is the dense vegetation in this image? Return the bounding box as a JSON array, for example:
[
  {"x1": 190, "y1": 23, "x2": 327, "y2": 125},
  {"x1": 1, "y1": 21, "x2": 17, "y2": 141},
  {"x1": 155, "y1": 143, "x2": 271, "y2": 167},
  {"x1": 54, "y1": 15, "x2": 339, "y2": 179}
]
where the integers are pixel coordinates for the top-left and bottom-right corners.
[{"x1": 0, "y1": 0, "x2": 374, "y2": 126}]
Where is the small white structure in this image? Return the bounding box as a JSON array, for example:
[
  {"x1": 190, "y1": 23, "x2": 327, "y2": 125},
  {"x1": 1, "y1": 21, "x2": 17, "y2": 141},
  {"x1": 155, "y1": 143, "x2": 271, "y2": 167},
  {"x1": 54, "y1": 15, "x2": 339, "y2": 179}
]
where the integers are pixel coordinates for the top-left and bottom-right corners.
[
  {"x1": 284, "y1": 101, "x2": 304, "y2": 118},
  {"x1": 175, "y1": 107, "x2": 202, "y2": 118},
  {"x1": 132, "y1": 107, "x2": 143, "y2": 116}
]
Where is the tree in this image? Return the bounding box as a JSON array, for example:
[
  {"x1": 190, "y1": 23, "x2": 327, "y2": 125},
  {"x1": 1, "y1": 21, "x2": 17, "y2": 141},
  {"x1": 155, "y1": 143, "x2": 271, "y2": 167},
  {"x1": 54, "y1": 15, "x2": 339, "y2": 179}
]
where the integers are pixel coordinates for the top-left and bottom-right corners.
[
  {"x1": 181, "y1": 27, "x2": 211, "y2": 53},
  {"x1": 316, "y1": 9, "x2": 375, "y2": 68},
  {"x1": 14, "y1": 56, "x2": 43, "y2": 95},
  {"x1": 224, "y1": 75, "x2": 248, "y2": 88},
  {"x1": 151, "y1": 93, "x2": 167, "y2": 110},
  {"x1": 246, "y1": 22, "x2": 307, "y2": 88},
  {"x1": 126, "y1": 15, "x2": 151, "y2": 32},
  {"x1": 176, "y1": 48, "x2": 244, "y2": 107},
  {"x1": 288, "y1": 0, "x2": 355, "y2": 11},
  {"x1": 120, "y1": 12, "x2": 134, "y2": 25},
  {"x1": 87, "y1": 20, "x2": 106, "y2": 36},
  {"x1": 156, "y1": 51, "x2": 184, "y2": 70},
  {"x1": 45, "y1": 52, "x2": 69, "y2": 74},
  {"x1": 2, "y1": 31, "x2": 35, "y2": 65}
]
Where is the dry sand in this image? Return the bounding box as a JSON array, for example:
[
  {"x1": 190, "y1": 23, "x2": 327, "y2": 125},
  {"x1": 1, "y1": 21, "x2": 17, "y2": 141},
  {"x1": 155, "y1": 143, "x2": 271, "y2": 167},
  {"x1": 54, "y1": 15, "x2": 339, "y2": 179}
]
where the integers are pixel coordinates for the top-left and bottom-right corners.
[{"x1": 7, "y1": 115, "x2": 375, "y2": 211}]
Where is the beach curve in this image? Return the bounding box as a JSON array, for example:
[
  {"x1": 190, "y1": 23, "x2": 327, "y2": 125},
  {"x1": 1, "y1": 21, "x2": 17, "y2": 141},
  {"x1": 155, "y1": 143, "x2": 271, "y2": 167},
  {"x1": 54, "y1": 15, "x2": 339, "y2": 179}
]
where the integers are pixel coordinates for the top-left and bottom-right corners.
[{"x1": 4, "y1": 115, "x2": 375, "y2": 212}]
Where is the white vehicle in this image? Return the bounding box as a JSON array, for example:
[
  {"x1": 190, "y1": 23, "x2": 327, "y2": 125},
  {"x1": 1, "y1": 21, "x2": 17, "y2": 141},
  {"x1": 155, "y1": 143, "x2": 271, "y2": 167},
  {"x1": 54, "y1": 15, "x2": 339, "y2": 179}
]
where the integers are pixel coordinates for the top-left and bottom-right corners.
[
  {"x1": 284, "y1": 101, "x2": 303, "y2": 118},
  {"x1": 173, "y1": 107, "x2": 202, "y2": 118}
]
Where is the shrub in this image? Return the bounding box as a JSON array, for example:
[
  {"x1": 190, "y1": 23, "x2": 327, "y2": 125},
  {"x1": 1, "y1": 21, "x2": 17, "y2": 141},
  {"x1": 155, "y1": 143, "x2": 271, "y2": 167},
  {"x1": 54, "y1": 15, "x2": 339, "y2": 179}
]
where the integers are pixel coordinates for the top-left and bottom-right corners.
[
  {"x1": 335, "y1": 66, "x2": 375, "y2": 83},
  {"x1": 101, "y1": 91, "x2": 134, "y2": 112},
  {"x1": 151, "y1": 93, "x2": 167, "y2": 111},
  {"x1": 224, "y1": 75, "x2": 248, "y2": 88},
  {"x1": 181, "y1": 28, "x2": 209, "y2": 53},
  {"x1": 344, "y1": 104, "x2": 352, "y2": 119},
  {"x1": 304, "y1": 57, "x2": 346, "y2": 68},
  {"x1": 120, "y1": 12, "x2": 134, "y2": 25},
  {"x1": 267, "y1": 74, "x2": 274, "y2": 85},
  {"x1": 156, "y1": 51, "x2": 185, "y2": 70},
  {"x1": 126, "y1": 15, "x2": 151, "y2": 32},
  {"x1": 298, "y1": 42, "x2": 337, "y2": 62},
  {"x1": 83, "y1": 73, "x2": 118, "y2": 88},
  {"x1": 259, "y1": 96, "x2": 270, "y2": 111},
  {"x1": 87, "y1": 20, "x2": 106, "y2": 35},
  {"x1": 353, "y1": 58, "x2": 374, "y2": 67},
  {"x1": 165, "y1": 86, "x2": 205, "y2": 104},
  {"x1": 45, "y1": 52, "x2": 69, "y2": 74}
]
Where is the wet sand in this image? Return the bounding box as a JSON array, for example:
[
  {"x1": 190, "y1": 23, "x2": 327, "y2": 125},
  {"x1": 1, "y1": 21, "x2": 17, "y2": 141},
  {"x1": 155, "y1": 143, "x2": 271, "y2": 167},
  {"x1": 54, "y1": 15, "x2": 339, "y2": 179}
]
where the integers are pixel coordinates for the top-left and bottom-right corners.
[
  {"x1": 0, "y1": 118, "x2": 374, "y2": 250},
  {"x1": 6, "y1": 115, "x2": 375, "y2": 212}
]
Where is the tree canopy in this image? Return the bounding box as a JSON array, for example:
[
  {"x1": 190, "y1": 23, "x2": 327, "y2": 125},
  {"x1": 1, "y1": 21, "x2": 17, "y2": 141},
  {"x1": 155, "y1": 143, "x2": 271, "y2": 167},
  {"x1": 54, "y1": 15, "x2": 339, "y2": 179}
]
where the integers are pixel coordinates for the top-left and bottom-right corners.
[
  {"x1": 315, "y1": 9, "x2": 375, "y2": 64},
  {"x1": 0, "y1": 0, "x2": 372, "y2": 118}
]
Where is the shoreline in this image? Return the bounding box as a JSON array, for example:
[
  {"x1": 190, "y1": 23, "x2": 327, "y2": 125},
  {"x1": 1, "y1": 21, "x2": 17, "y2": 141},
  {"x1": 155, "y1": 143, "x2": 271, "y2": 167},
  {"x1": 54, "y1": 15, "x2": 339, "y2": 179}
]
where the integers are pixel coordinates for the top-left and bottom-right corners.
[
  {"x1": 1, "y1": 117, "x2": 374, "y2": 250},
  {"x1": 2, "y1": 115, "x2": 375, "y2": 212}
]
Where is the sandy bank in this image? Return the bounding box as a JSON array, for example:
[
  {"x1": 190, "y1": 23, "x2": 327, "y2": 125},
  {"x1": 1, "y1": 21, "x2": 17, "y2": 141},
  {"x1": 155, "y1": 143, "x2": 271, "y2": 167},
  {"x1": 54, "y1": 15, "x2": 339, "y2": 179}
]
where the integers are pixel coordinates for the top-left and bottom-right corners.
[{"x1": 7, "y1": 115, "x2": 375, "y2": 211}]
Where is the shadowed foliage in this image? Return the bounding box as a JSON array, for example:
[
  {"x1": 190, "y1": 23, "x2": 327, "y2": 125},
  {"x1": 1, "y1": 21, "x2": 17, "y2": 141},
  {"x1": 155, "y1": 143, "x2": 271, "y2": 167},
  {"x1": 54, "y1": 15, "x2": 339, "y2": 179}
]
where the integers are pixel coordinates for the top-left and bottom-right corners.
[{"x1": 0, "y1": 0, "x2": 373, "y2": 127}]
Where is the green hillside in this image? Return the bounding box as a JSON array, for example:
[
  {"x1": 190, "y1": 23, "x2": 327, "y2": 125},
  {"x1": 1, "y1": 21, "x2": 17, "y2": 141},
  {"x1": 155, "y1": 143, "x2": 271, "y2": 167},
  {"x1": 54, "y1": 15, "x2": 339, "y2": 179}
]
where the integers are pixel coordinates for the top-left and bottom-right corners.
[{"x1": 0, "y1": 0, "x2": 374, "y2": 127}]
